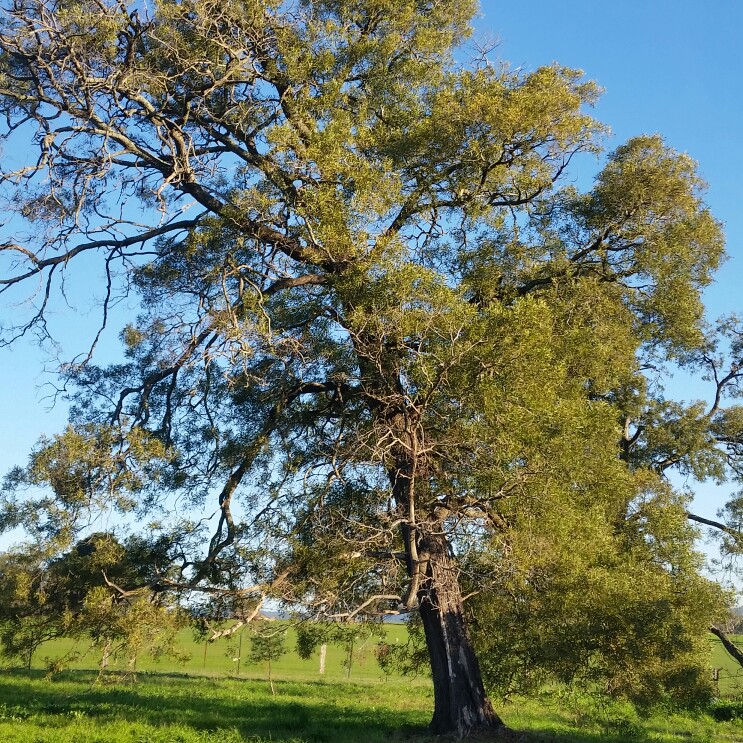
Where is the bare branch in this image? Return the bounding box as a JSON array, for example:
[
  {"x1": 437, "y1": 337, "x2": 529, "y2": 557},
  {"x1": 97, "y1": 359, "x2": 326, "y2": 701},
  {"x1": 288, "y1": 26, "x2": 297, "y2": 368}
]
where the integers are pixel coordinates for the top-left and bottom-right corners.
[{"x1": 687, "y1": 511, "x2": 743, "y2": 543}]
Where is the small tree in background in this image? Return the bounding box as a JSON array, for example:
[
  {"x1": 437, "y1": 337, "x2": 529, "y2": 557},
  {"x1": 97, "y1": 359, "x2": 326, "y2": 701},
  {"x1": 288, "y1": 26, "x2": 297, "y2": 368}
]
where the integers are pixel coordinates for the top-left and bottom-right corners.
[
  {"x1": 249, "y1": 622, "x2": 287, "y2": 695},
  {"x1": 296, "y1": 621, "x2": 384, "y2": 678}
]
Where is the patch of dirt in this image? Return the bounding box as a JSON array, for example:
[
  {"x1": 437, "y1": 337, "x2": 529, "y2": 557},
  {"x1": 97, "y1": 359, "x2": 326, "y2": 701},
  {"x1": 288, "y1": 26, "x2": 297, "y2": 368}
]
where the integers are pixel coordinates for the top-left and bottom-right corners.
[
  {"x1": 466, "y1": 726, "x2": 533, "y2": 742},
  {"x1": 396, "y1": 723, "x2": 538, "y2": 743}
]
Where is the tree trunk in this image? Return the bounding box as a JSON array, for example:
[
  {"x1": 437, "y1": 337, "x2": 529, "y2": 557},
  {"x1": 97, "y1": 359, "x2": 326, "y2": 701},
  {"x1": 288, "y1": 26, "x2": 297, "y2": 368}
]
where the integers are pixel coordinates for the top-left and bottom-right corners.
[
  {"x1": 384, "y1": 418, "x2": 502, "y2": 735},
  {"x1": 268, "y1": 659, "x2": 276, "y2": 696},
  {"x1": 417, "y1": 529, "x2": 505, "y2": 736},
  {"x1": 97, "y1": 638, "x2": 112, "y2": 681}
]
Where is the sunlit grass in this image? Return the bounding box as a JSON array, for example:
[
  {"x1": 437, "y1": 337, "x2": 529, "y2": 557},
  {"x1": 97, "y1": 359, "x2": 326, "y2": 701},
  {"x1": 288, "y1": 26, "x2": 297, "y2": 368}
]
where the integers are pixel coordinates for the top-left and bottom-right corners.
[
  {"x1": 0, "y1": 669, "x2": 431, "y2": 742},
  {"x1": 2, "y1": 669, "x2": 743, "y2": 742},
  {"x1": 710, "y1": 634, "x2": 743, "y2": 697},
  {"x1": 24, "y1": 623, "x2": 409, "y2": 682},
  {"x1": 2, "y1": 630, "x2": 743, "y2": 741}
]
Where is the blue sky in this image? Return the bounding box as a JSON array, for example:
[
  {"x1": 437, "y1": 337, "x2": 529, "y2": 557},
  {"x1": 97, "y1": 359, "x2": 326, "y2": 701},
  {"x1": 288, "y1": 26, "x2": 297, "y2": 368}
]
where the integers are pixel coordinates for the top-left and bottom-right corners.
[{"x1": 1, "y1": 1, "x2": 742, "y2": 545}]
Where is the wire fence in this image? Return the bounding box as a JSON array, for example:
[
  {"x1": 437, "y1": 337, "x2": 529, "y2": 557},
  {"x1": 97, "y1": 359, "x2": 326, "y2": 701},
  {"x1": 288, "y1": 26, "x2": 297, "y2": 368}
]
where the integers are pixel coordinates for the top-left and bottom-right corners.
[{"x1": 713, "y1": 666, "x2": 743, "y2": 697}]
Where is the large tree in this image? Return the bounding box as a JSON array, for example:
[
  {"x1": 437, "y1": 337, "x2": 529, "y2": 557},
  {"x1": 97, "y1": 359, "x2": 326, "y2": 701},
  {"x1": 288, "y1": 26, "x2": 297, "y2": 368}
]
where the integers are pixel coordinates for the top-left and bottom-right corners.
[{"x1": 0, "y1": 0, "x2": 734, "y2": 734}]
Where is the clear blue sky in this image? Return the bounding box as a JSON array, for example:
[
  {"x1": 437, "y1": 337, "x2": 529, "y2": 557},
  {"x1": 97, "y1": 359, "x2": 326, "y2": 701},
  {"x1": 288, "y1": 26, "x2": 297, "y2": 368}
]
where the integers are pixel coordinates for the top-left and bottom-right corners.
[{"x1": 1, "y1": 1, "x2": 741, "y2": 542}]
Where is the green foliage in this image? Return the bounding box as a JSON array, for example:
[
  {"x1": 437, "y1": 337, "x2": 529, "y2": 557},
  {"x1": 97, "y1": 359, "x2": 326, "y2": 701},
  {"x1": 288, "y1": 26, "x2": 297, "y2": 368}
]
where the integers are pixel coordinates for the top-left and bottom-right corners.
[
  {"x1": 295, "y1": 620, "x2": 384, "y2": 679},
  {"x1": 373, "y1": 616, "x2": 430, "y2": 681},
  {"x1": 709, "y1": 699, "x2": 743, "y2": 722},
  {"x1": 249, "y1": 624, "x2": 288, "y2": 666},
  {"x1": 0, "y1": 535, "x2": 187, "y2": 675},
  {"x1": 248, "y1": 622, "x2": 287, "y2": 693},
  {"x1": 0, "y1": 0, "x2": 738, "y2": 728},
  {"x1": 463, "y1": 472, "x2": 726, "y2": 708},
  {"x1": 549, "y1": 688, "x2": 646, "y2": 740},
  {"x1": 0, "y1": 425, "x2": 173, "y2": 552}
]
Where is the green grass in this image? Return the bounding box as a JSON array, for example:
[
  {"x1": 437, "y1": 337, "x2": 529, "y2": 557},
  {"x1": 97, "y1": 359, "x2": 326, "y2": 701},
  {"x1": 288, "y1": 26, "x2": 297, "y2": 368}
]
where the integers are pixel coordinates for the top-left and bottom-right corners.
[
  {"x1": 710, "y1": 634, "x2": 743, "y2": 697},
  {"x1": 0, "y1": 669, "x2": 430, "y2": 743},
  {"x1": 21, "y1": 627, "x2": 743, "y2": 693},
  {"x1": 25, "y1": 624, "x2": 409, "y2": 682},
  {"x1": 3, "y1": 630, "x2": 743, "y2": 741},
  {"x1": 2, "y1": 668, "x2": 743, "y2": 742}
]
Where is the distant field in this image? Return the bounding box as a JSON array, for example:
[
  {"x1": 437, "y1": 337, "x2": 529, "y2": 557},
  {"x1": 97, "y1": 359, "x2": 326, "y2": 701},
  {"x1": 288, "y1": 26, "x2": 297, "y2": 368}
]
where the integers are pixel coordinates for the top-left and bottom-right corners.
[
  {"x1": 709, "y1": 634, "x2": 743, "y2": 697},
  {"x1": 21, "y1": 622, "x2": 409, "y2": 682},
  {"x1": 19, "y1": 626, "x2": 743, "y2": 695}
]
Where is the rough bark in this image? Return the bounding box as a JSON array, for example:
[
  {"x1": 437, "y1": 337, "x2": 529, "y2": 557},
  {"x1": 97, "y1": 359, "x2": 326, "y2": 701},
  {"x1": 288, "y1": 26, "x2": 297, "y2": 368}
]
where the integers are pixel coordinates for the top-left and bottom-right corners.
[{"x1": 417, "y1": 529, "x2": 505, "y2": 736}]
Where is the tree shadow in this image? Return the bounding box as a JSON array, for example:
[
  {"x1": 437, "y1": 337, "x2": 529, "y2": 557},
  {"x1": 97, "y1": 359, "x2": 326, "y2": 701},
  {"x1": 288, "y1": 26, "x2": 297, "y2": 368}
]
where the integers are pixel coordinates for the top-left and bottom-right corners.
[
  {"x1": 464, "y1": 727, "x2": 658, "y2": 743},
  {"x1": 0, "y1": 669, "x2": 694, "y2": 742},
  {"x1": 0, "y1": 668, "x2": 427, "y2": 742}
]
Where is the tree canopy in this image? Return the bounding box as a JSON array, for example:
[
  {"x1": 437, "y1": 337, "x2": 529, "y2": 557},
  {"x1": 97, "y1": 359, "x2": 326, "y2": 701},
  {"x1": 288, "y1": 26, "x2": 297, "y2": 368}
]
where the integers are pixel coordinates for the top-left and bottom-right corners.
[
  {"x1": 0, "y1": 0, "x2": 741, "y2": 735},
  {"x1": 0, "y1": 532, "x2": 185, "y2": 674}
]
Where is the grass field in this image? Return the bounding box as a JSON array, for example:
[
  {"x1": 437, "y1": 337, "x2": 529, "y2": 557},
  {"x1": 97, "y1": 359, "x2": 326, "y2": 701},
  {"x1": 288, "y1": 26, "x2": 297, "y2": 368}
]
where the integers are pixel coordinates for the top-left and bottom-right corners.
[
  {"x1": 2, "y1": 629, "x2": 743, "y2": 741},
  {"x1": 2, "y1": 668, "x2": 743, "y2": 742},
  {"x1": 23, "y1": 625, "x2": 743, "y2": 693},
  {"x1": 22, "y1": 623, "x2": 410, "y2": 681},
  {"x1": 710, "y1": 634, "x2": 743, "y2": 697}
]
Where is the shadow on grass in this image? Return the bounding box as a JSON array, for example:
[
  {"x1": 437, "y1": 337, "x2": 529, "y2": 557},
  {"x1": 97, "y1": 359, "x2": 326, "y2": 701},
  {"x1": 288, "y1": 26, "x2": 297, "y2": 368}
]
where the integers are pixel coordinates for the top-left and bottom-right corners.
[
  {"x1": 508, "y1": 732, "x2": 646, "y2": 743},
  {"x1": 0, "y1": 668, "x2": 426, "y2": 743},
  {"x1": 0, "y1": 668, "x2": 661, "y2": 743}
]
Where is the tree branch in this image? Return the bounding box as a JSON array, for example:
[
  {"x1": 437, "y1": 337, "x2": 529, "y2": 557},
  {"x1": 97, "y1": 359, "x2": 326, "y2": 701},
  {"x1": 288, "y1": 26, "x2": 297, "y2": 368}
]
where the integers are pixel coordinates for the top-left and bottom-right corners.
[
  {"x1": 710, "y1": 625, "x2": 743, "y2": 668},
  {"x1": 686, "y1": 511, "x2": 742, "y2": 542}
]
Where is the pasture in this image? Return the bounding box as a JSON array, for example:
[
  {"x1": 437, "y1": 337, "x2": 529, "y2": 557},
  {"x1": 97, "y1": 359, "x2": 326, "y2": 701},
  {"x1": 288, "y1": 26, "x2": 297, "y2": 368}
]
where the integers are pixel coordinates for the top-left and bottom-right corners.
[
  {"x1": 3, "y1": 668, "x2": 743, "y2": 742},
  {"x1": 22, "y1": 623, "x2": 408, "y2": 682},
  {"x1": 2, "y1": 629, "x2": 743, "y2": 741},
  {"x1": 710, "y1": 634, "x2": 743, "y2": 697}
]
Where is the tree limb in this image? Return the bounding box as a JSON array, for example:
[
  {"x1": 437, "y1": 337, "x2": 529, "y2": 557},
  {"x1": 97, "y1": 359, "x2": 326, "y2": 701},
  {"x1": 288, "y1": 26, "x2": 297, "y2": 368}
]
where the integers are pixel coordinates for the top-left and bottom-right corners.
[
  {"x1": 710, "y1": 625, "x2": 743, "y2": 668},
  {"x1": 686, "y1": 511, "x2": 743, "y2": 542}
]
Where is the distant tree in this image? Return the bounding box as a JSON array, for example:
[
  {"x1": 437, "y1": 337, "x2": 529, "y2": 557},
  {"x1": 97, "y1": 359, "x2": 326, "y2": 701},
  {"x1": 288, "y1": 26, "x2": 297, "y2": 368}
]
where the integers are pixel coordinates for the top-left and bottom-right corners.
[
  {"x1": 0, "y1": 550, "x2": 62, "y2": 670},
  {"x1": 296, "y1": 620, "x2": 383, "y2": 677},
  {"x1": 0, "y1": 0, "x2": 737, "y2": 734},
  {"x1": 190, "y1": 593, "x2": 267, "y2": 643},
  {"x1": 248, "y1": 622, "x2": 287, "y2": 695}
]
